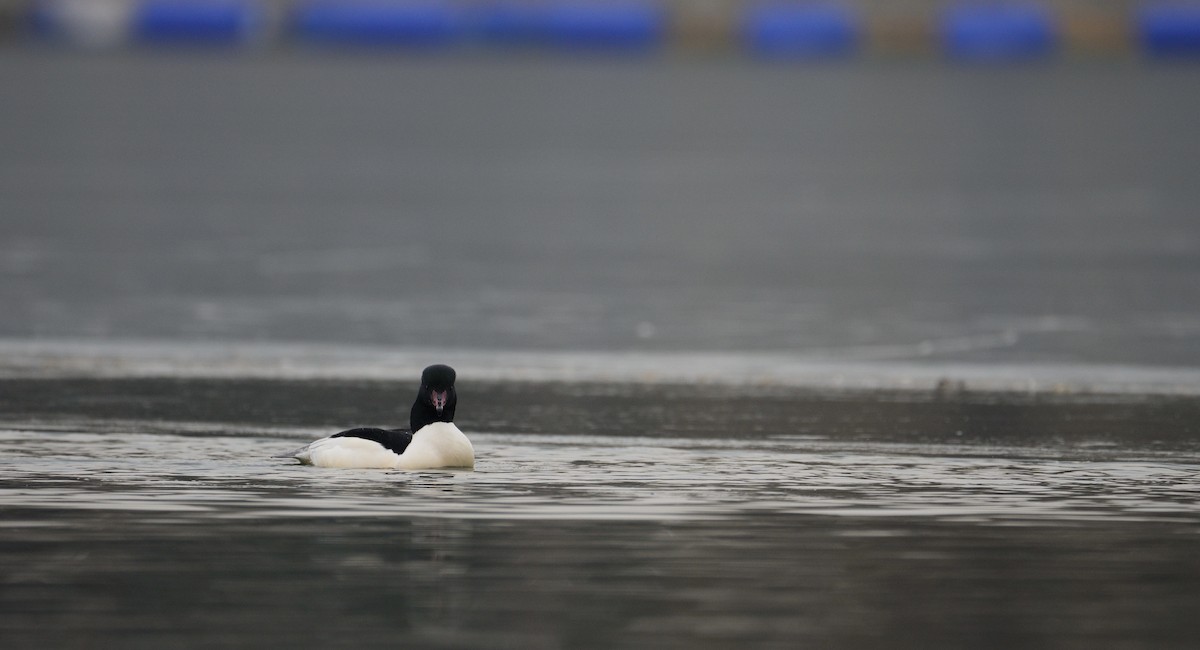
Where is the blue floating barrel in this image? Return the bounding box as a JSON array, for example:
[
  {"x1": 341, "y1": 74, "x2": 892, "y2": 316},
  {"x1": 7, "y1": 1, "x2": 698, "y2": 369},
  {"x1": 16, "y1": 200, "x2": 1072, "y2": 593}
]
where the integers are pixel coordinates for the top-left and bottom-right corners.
[
  {"x1": 26, "y1": 1, "x2": 62, "y2": 40},
  {"x1": 541, "y1": 2, "x2": 665, "y2": 50},
  {"x1": 742, "y1": 3, "x2": 860, "y2": 59},
  {"x1": 132, "y1": 0, "x2": 264, "y2": 46},
  {"x1": 291, "y1": 1, "x2": 463, "y2": 48},
  {"x1": 940, "y1": 4, "x2": 1058, "y2": 62},
  {"x1": 1138, "y1": 3, "x2": 1200, "y2": 57},
  {"x1": 475, "y1": 2, "x2": 553, "y2": 45}
]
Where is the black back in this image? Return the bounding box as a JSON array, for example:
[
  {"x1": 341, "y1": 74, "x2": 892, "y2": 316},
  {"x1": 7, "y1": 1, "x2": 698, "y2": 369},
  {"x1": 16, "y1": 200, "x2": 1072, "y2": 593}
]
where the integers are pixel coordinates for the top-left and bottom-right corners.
[
  {"x1": 331, "y1": 427, "x2": 413, "y2": 454},
  {"x1": 333, "y1": 365, "x2": 457, "y2": 454}
]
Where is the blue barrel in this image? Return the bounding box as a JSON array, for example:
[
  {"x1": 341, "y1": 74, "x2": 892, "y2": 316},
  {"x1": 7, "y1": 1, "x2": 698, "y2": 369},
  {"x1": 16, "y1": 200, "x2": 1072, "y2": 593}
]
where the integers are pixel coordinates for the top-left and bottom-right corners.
[
  {"x1": 1138, "y1": 3, "x2": 1200, "y2": 57},
  {"x1": 475, "y1": 2, "x2": 553, "y2": 45},
  {"x1": 25, "y1": 1, "x2": 60, "y2": 40},
  {"x1": 540, "y1": 2, "x2": 665, "y2": 50},
  {"x1": 940, "y1": 4, "x2": 1058, "y2": 62},
  {"x1": 742, "y1": 3, "x2": 860, "y2": 59},
  {"x1": 132, "y1": 0, "x2": 264, "y2": 45},
  {"x1": 292, "y1": 1, "x2": 463, "y2": 48}
]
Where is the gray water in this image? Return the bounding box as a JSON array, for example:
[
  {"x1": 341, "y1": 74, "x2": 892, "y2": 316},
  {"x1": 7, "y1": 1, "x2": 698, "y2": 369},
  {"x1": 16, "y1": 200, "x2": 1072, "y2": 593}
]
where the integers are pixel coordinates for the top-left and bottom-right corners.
[{"x1": 2, "y1": 53, "x2": 1200, "y2": 364}]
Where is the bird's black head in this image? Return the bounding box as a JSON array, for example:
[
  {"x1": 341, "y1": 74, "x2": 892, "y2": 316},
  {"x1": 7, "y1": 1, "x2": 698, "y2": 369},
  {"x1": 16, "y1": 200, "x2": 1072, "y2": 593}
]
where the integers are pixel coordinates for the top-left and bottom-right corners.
[
  {"x1": 413, "y1": 365, "x2": 457, "y2": 431},
  {"x1": 421, "y1": 364, "x2": 456, "y2": 393}
]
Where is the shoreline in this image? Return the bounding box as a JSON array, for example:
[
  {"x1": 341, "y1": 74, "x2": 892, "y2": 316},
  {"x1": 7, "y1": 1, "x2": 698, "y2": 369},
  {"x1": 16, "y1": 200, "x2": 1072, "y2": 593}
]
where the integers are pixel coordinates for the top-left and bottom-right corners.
[{"x1": 3, "y1": 338, "x2": 1200, "y2": 399}]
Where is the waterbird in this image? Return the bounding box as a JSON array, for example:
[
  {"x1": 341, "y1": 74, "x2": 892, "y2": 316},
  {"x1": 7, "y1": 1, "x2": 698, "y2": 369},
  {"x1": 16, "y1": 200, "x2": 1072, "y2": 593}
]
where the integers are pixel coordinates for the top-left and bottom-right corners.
[{"x1": 276, "y1": 364, "x2": 474, "y2": 470}]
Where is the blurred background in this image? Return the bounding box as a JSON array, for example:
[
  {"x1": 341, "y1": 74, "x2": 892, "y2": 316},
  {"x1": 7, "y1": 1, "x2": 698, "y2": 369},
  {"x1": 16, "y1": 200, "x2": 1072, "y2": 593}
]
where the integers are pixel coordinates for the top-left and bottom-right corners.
[
  {"x1": 5, "y1": 0, "x2": 1199, "y2": 57},
  {"x1": 2, "y1": 1, "x2": 1199, "y2": 371}
]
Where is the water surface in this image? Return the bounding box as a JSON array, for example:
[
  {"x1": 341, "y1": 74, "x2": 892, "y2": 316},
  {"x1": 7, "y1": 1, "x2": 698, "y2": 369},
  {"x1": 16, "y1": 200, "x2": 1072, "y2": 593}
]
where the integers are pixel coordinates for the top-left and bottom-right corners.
[
  {"x1": 2, "y1": 378, "x2": 1199, "y2": 649},
  {"x1": 2, "y1": 54, "x2": 1200, "y2": 365}
]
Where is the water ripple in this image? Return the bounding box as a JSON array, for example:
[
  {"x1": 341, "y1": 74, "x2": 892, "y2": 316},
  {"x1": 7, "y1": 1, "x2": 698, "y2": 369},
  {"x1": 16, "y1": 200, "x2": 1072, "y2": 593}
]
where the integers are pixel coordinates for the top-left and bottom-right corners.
[{"x1": 2, "y1": 426, "x2": 1197, "y2": 525}]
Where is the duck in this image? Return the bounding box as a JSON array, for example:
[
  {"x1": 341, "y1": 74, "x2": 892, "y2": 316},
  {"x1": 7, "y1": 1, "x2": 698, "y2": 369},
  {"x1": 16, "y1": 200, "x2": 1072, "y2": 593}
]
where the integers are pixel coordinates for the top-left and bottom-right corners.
[{"x1": 277, "y1": 364, "x2": 474, "y2": 470}]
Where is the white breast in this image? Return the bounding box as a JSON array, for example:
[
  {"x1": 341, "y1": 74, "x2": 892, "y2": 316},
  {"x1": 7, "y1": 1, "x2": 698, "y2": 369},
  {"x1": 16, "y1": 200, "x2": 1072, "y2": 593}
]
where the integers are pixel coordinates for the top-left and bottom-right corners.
[{"x1": 398, "y1": 422, "x2": 475, "y2": 470}]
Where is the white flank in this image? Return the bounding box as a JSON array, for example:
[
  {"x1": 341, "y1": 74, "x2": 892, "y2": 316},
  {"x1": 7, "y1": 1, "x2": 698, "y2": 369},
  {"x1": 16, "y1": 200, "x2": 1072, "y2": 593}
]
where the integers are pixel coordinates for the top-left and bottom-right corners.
[{"x1": 294, "y1": 436, "x2": 400, "y2": 469}]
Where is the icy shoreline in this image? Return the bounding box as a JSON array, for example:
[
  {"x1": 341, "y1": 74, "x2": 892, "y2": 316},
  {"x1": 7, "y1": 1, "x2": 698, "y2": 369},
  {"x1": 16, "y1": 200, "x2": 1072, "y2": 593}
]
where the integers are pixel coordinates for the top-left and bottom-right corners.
[{"x1": 4, "y1": 338, "x2": 1200, "y2": 397}]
